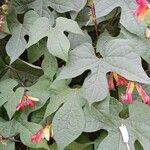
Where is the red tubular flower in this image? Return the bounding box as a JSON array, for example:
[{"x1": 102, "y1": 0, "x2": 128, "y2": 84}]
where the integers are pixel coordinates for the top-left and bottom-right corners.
[
  {"x1": 116, "y1": 76, "x2": 128, "y2": 87},
  {"x1": 108, "y1": 73, "x2": 115, "y2": 90},
  {"x1": 135, "y1": 83, "x2": 150, "y2": 106},
  {"x1": 31, "y1": 125, "x2": 53, "y2": 144},
  {"x1": 113, "y1": 73, "x2": 128, "y2": 87},
  {"x1": 121, "y1": 82, "x2": 135, "y2": 104},
  {"x1": 16, "y1": 95, "x2": 39, "y2": 111},
  {"x1": 134, "y1": 0, "x2": 150, "y2": 21},
  {"x1": 108, "y1": 73, "x2": 128, "y2": 91}
]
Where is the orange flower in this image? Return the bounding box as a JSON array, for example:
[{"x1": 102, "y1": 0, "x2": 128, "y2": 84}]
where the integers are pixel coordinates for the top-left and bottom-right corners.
[
  {"x1": 134, "y1": 0, "x2": 150, "y2": 21},
  {"x1": 31, "y1": 125, "x2": 54, "y2": 144}
]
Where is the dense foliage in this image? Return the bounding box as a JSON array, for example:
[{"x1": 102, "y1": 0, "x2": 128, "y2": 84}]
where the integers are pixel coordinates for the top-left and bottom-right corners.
[{"x1": 0, "y1": 0, "x2": 150, "y2": 149}]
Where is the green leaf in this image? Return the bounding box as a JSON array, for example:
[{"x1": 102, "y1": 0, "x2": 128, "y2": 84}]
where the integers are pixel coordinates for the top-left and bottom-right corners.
[
  {"x1": 42, "y1": 51, "x2": 58, "y2": 80},
  {"x1": 6, "y1": 10, "x2": 40, "y2": 63},
  {"x1": 2, "y1": 59, "x2": 43, "y2": 86},
  {"x1": 120, "y1": 28, "x2": 150, "y2": 64},
  {"x1": 0, "y1": 79, "x2": 24, "y2": 119},
  {"x1": 83, "y1": 106, "x2": 104, "y2": 133},
  {"x1": 27, "y1": 17, "x2": 49, "y2": 48},
  {"x1": 84, "y1": 96, "x2": 110, "y2": 132},
  {"x1": 97, "y1": 28, "x2": 150, "y2": 64},
  {"x1": 28, "y1": 17, "x2": 83, "y2": 61},
  {"x1": 58, "y1": 43, "x2": 150, "y2": 104},
  {"x1": 65, "y1": 141, "x2": 93, "y2": 150},
  {"x1": 27, "y1": 40, "x2": 46, "y2": 63},
  {"x1": 44, "y1": 88, "x2": 75, "y2": 120},
  {"x1": 95, "y1": 0, "x2": 146, "y2": 36},
  {"x1": 11, "y1": 59, "x2": 43, "y2": 76},
  {"x1": 97, "y1": 102, "x2": 150, "y2": 150},
  {"x1": 48, "y1": 0, "x2": 87, "y2": 13},
  {"x1": 68, "y1": 31, "x2": 92, "y2": 50},
  {"x1": 0, "y1": 141, "x2": 15, "y2": 150},
  {"x1": 31, "y1": 103, "x2": 48, "y2": 124},
  {"x1": 0, "y1": 32, "x2": 8, "y2": 39},
  {"x1": 52, "y1": 89, "x2": 85, "y2": 150},
  {"x1": 4, "y1": 87, "x2": 24, "y2": 119},
  {"x1": 0, "y1": 58, "x2": 6, "y2": 77},
  {"x1": 11, "y1": 0, "x2": 55, "y2": 25},
  {"x1": 0, "y1": 115, "x2": 50, "y2": 149},
  {"x1": 109, "y1": 97, "x2": 123, "y2": 116},
  {"x1": 27, "y1": 76, "x2": 51, "y2": 109},
  {"x1": 28, "y1": 75, "x2": 52, "y2": 91}
]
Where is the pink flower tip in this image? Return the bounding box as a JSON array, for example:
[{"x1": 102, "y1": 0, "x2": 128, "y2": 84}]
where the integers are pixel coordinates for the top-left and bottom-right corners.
[
  {"x1": 121, "y1": 93, "x2": 133, "y2": 104},
  {"x1": 31, "y1": 130, "x2": 43, "y2": 144},
  {"x1": 136, "y1": 0, "x2": 148, "y2": 6},
  {"x1": 134, "y1": 0, "x2": 150, "y2": 21},
  {"x1": 121, "y1": 82, "x2": 135, "y2": 104},
  {"x1": 135, "y1": 83, "x2": 150, "y2": 106}
]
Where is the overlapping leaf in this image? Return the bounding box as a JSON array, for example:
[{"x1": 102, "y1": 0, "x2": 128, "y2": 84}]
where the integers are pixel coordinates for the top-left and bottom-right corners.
[
  {"x1": 27, "y1": 17, "x2": 83, "y2": 61},
  {"x1": 0, "y1": 115, "x2": 50, "y2": 150},
  {"x1": 52, "y1": 89, "x2": 85, "y2": 150},
  {"x1": 1, "y1": 0, "x2": 150, "y2": 149},
  {"x1": 11, "y1": 0, "x2": 55, "y2": 25},
  {"x1": 95, "y1": 0, "x2": 146, "y2": 36},
  {"x1": 97, "y1": 28, "x2": 150, "y2": 64},
  {"x1": 48, "y1": 0, "x2": 87, "y2": 13},
  {"x1": 0, "y1": 141, "x2": 15, "y2": 150},
  {"x1": 97, "y1": 102, "x2": 150, "y2": 150},
  {"x1": 0, "y1": 79, "x2": 24, "y2": 119},
  {"x1": 44, "y1": 88, "x2": 72, "y2": 120},
  {"x1": 42, "y1": 51, "x2": 58, "y2": 80},
  {"x1": 83, "y1": 96, "x2": 110, "y2": 132},
  {"x1": 27, "y1": 40, "x2": 46, "y2": 63},
  {"x1": 58, "y1": 43, "x2": 150, "y2": 104},
  {"x1": 11, "y1": 0, "x2": 86, "y2": 15},
  {"x1": 6, "y1": 10, "x2": 40, "y2": 63}
]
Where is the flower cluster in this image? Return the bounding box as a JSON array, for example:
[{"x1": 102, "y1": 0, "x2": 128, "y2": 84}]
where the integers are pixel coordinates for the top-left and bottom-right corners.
[
  {"x1": 134, "y1": 0, "x2": 150, "y2": 21},
  {"x1": 108, "y1": 73, "x2": 150, "y2": 106},
  {"x1": 31, "y1": 124, "x2": 54, "y2": 144},
  {"x1": 16, "y1": 95, "x2": 39, "y2": 111}
]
